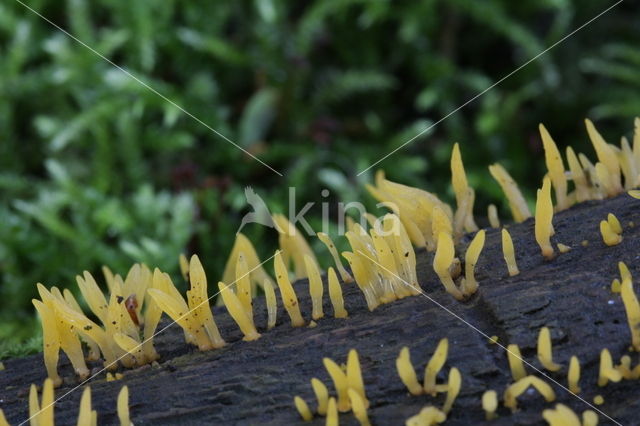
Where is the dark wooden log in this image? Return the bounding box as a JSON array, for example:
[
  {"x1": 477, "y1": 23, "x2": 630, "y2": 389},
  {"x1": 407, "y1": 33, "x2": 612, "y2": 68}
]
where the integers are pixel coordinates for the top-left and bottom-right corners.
[{"x1": 1, "y1": 194, "x2": 639, "y2": 425}]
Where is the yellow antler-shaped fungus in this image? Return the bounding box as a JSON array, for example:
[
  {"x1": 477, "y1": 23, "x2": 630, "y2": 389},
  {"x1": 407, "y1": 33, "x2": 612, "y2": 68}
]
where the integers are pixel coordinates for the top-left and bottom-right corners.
[
  {"x1": 539, "y1": 124, "x2": 568, "y2": 210},
  {"x1": 506, "y1": 344, "x2": 527, "y2": 381},
  {"x1": 424, "y1": 338, "x2": 448, "y2": 396},
  {"x1": 621, "y1": 278, "x2": 640, "y2": 350},
  {"x1": 396, "y1": 347, "x2": 423, "y2": 395},
  {"x1": 568, "y1": 355, "x2": 581, "y2": 394},
  {"x1": 274, "y1": 251, "x2": 305, "y2": 327},
  {"x1": 294, "y1": 396, "x2": 313, "y2": 421},
  {"x1": 433, "y1": 233, "x2": 463, "y2": 300},
  {"x1": 598, "y1": 348, "x2": 622, "y2": 386},
  {"x1": 305, "y1": 254, "x2": 324, "y2": 320},
  {"x1": 327, "y1": 267, "x2": 348, "y2": 318},
  {"x1": 317, "y1": 232, "x2": 353, "y2": 283},
  {"x1": 489, "y1": 163, "x2": 531, "y2": 223},
  {"x1": 461, "y1": 230, "x2": 485, "y2": 296},
  {"x1": 442, "y1": 367, "x2": 461, "y2": 414},
  {"x1": 538, "y1": 327, "x2": 561, "y2": 372},
  {"x1": 218, "y1": 282, "x2": 260, "y2": 341},
  {"x1": 504, "y1": 376, "x2": 555, "y2": 412},
  {"x1": 535, "y1": 177, "x2": 555, "y2": 259},
  {"x1": 323, "y1": 358, "x2": 350, "y2": 412},
  {"x1": 311, "y1": 378, "x2": 329, "y2": 415},
  {"x1": 501, "y1": 229, "x2": 519, "y2": 276},
  {"x1": 482, "y1": 390, "x2": 497, "y2": 420}
]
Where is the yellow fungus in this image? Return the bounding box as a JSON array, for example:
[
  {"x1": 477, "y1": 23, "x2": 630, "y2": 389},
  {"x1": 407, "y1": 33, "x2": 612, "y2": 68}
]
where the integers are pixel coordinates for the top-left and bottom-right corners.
[
  {"x1": 433, "y1": 233, "x2": 463, "y2": 300},
  {"x1": 317, "y1": 232, "x2": 353, "y2": 283},
  {"x1": 600, "y1": 220, "x2": 622, "y2": 246},
  {"x1": 188, "y1": 255, "x2": 226, "y2": 349},
  {"x1": 542, "y1": 404, "x2": 581, "y2": 426},
  {"x1": 451, "y1": 143, "x2": 479, "y2": 233},
  {"x1": 617, "y1": 355, "x2": 633, "y2": 379},
  {"x1": 179, "y1": 253, "x2": 189, "y2": 281},
  {"x1": 488, "y1": 163, "x2": 531, "y2": 223},
  {"x1": 593, "y1": 395, "x2": 604, "y2": 405},
  {"x1": 113, "y1": 333, "x2": 145, "y2": 366},
  {"x1": 586, "y1": 118, "x2": 623, "y2": 195},
  {"x1": 274, "y1": 251, "x2": 305, "y2": 327},
  {"x1": 581, "y1": 240, "x2": 589, "y2": 247},
  {"x1": 535, "y1": 177, "x2": 555, "y2": 259},
  {"x1": 305, "y1": 255, "x2": 324, "y2": 320},
  {"x1": 539, "y1": 124, "x2": 569, "y2": 210},
  {"x1": 76, "y1": 271, "x2": 109, "y2": 325},
  {"x1": 488, "y1": 204, "x2": 500, "y2": 228},
  {"x1": 557, "y1": 243, "x2": 571, "y2": 253},
  {"x1": 323, "y1": 358, "x2": 350, "y2": 412},
  {"x1": 489, "y1": 335, "x2": 499, "y2": 344},
  {"x1": 501, "y1": 229, "x2": 519, "y2": 276},
  {"x1": 461, "y1": 230, "x2": 485, "y2": 296},
  {"x1": 342, "y1": 251, "x2": 379, "y2": 311},
  {"x1": 117, "y1": 386, "x2": 131, "y2": 426},
  {"x1": 566, "y1": 146, "x2": 591, "y2": 203},
  {"x1": 568, "y1": 356, "x2": 581, "y2": 394},
  {"x1": 504, "y1": 376, "x2": 555, "y2": 412},
  {"x1": 221, "y1": 233, "x2": 276, "y2": 293},
  {"x1": 0, "y1": 409, "x2": 9, "y2": 426},
  {"x1": 32, "y1": 299, "x2": 62, "y2": 387},
  {"x1": 235, "y1": 253, "x2": 253, "y2": 318},
  {"x1": 538, "y1": 327, "x2": 561, "y2": 372},
  {"x1": 431, "y1": 206, "x2": 453, "y2": 246},
  {"x1": 326, "y1": 397, "x2": 338, "y2": 426},
  {"x1": 607, "y1": 213, "x2": 622, "y2": 234},
  {"x1": 218, "y1": 282, "x2": 260, "y2": 341},
  {"x1": 424, "y1": 338, "x2": 448, "y2": 396},
  {"x1": 29, "y1": 384, "x2": 40, "y2": 426},
  {"x1": 263, "y1": 279, "x2": 277, "y2": 329},
  {"x1": 348, "y1": 389, "x2": 371, "y2": 426},
  {"x1": 294, "y1": 396, "x2": 313, "y2": 421},
  {"x1": 273, "y1": 214, "x2": 319, "y2": 279},
  {"x1": 506, "y1": 344, "x2": 527, "y2": 381},
  {"x1": 621, "y1": 278, "x2": 640, "y2": 351},
  {"x1": 327, "y1": 267, "x2": 348, "y2": 319},
  {"x1": 77, "y1": 386, "x2": 97, "y2": 426},
  {"x1": 311, "y1": 378, "x2": 329, "y2": 416},
  {"x1": 347, "y1": 349, "x2": 368, "y2": 407},
  {"x1": 629, "y1": 190, "x2": 640, "y2": 199},
  {"x1": 396, "y1": 347, "x2": 423, "y2": 395},
  {"x1": 141, "y1": 269, "x2": 171, "y2": 362},
  {"x1": 482, "y1": 390, "x2": 498, "y2": 420},
  {"x1": 29, "y1": 378, "x2": 55, "y2": 426},
  {"x1": 598, "y1": 348, "x2": 622, "y2": 386},
  {"x1": 405, "y1": 406, "x2": 447, "y2": 426},
  {"x1": 582, "y1": 410, "x2": 599, "y2": 426},
  {"x1": 442, "y1": 367, "x2": 461, "y2": 414}
]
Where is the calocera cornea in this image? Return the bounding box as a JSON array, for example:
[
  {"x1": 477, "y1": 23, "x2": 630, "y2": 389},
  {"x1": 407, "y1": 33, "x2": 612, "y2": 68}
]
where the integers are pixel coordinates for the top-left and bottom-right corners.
[
  {"x1": 221, "y1": 233, "x2": 276, "y2": 296},
  {"x1": 501, "y1": 229, "x2": 519, "y2": 276},
  {"x1": 503, "y1": 376, "x2": 555, "y2": 412},
  {"x1": 460, "y1": 230, "x2": 485, "y2": 296},
  {"x1": 542, "y1": 404, "x2": 597, "y2": 426},
  {"x1": 537, "y1": 327, "x2": 561, "y2": 372},
  {"x1": 488, "y1": 204, "x2": 500, "y2": 228},
  {"x1": 534, "y1": 177, "x2": 555, "y2": 259},
  {"x1": 424, "y1": 338, "x2": 449, "y2": 396},
  {"x1": 433, "y1": 232, "x2": 464, "y2": 300},
  {"x1": 274, "y1": 251, "x2": 305, "y2": 327},
  {"x1": 311, "y1": 378, "x2": 329, "y2": 415},
  {"x1": 450, "y1": 143, "x2": 478, "y2": 234},
  {"x1": 326, "y1": 397, "x2": 338, "y2": 426},
  {"x1": 235, "y1": 254, "x2": 253, "y2": 318},
  {"x1": 600, "y1": 220, "x2": 622, "y2": 246},
  {"x1": 396, "y1": 347, "x2": 423, "y2": 396},
  {"x1": 568, "y1": 356, "x2": 581, "y2": 394},
  {"x1": 218, "y1": 282, "x2": 261, "y2": 341},
  {"x1": 347, "y1": 349, "x2": 369, "y2": 408},
  {"x1": 348, "y1": 389, "x2": 371, "y2": 426},
  {"x1": 539, "y1": 124, "x2": 569, "y2": 210},
  {"x1": 327, "y1": 267, "x2": 348, "y2": 319},
  {"x1": 187, "y1": 255, "x2": 226, "y2": 348},
  {"x1": 323, "y1": 358, "x2": 350, "y2": 412},
  {"x1": 317, "y1": 232, "x2": 353, "y2": 283},
  {"x1": 566, "y1": 146, "x2": 591, "y2": 203},
  {"x1": 598, "y1": 348, "x2": 622, "y2": 386},
  {"x1": 442, "y1": 367, "x2": 461, "y2": 414},
  {"x1": 621, "y1": 277, "x2": 640, "y2": 350},
  {"x1": 294, "y1": 396, "x2": 313, "y2": 421},
  {"x1": 305, "y1": 254, "x2": 324, "y2": 320},
  {"x1": 586, "y1": 118, "x2": 623, "y2": 195},
  {"x1": 342, "y1": 251, "x2": 379, "y2": 311},
  {"x1": 32, "y1": 299, "x2": 62, "y2": 387},
  {"x1": 263, "y1": 279, "x2": 278, "y2": 329},
  {"x1": 482, "y1": 390, "x2": 498, "y2": 420},
  {"x1": 405, "y1": 406, "x2": 446, "y2": 426},
  {"x1": 273, "y1": 214, "x2": 319, "y2": 280},
  {"x1": 28, "y1": 378, "x2": 54, "y2": 426},
  {"x1": 506, "y1": 344, "x2": 527, "y2": 381},
  {"x1": 488, "y1": 163, "x2": 531, "y2": 223},
  {"x1": 607, "y1": 213, "x2": 622, "y2": 234},
  {"x1": 117, "y1": 385, "x2": 131, "y2": 426},
  {"x1": 77, "y1": 386, "x2": 97, "y2": 426}
]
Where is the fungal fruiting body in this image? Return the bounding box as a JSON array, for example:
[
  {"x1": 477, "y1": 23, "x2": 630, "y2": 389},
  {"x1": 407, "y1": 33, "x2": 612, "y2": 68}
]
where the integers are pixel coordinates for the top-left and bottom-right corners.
[
  {"x1": 405, "y1": 406, "x2": 446, "y2": 426},
  {"x1": 346, "y1": 349, "x2": 368, "y2": 408},
  {"x1": 598, "y1": 348, "x2": 622, "y2": 386},
  {"x1": 488, "y1": 163, "x2": 531, "y2": 223},
  {"x1": 534, "y1": 177, "x2": 555, "y2": 260},
  {"x1": 77, "y1": 386, "x2": 97, "y2": 426},
  {"x1": 218, "y1": 282, "x2": 261, "y2": 341},
  {"x1": 539, "y1": 124, "x2": 568, "y2": 210},
  {"x1": 488, "y1": 204, "x2": 500, "y2": 228},
  {"x1": 117, "y1": 386, "x2": 131, "y2": 426},
  {"x1": 621, "y1": 278, "x2": 640, "y2": 350},
  {"x1": 273, "y1": 214, "x2": 319, "y2": 279},
  {"x1": 542, "y1": 404, "x2": 584, "y2": 426},
  {"x1": 607, "y1": 213, "x2": 622, "y2": 234},
  {"x1": 566, "y1": 146, "x2": 591, "y2": 203},
  {"x1": 460, "y1": 230, "x2": 485, "y2": 296},
  {"x1": 311, "y1": 378, "x2": 329, "y2": 415},
  {"x1": 294, "y1": 396, "x2": 313, "y2": 421},
  {"x1": 482, "y1": 390, "x2": 497, "y2": 420},
  {"x1": 506, "y1": 344, "x2": 527, "y2": 381},
  {"x1": 274, "y1": 251, "x2": 305, "y2": 327},
  {"x1": 568, "y1": 356, "x2": 581, "y2": 394},
  {"x1": 0, "y1": 410, "x2": 8, "y2": 426},
  {"x1": 600, "y1": 220, "x2": 622, "y2": 246},
  {"x1": 450, "y1": 143, "x2": 478, "y2": 234},
  {"x1": 235, "y1": 254, "x2": 253, "y2": 318},
  {"x1": 504, "y1": 376, "x2": 555, "y2": 412},
  {"x1": 586, "y1": 118, "x2": 623, "y2": 195},
  {"x1": 441, "y1": 367, "x2": 461, "y2": 414},
  {"x1": 501, "y1": 229, "x2": 519, "y2": 276},
  {"x1": 424, "y1": 338, "x2": 448, "y2": 396},
  {"x1": 323, "y1": 358, "x2": 351, "y2": 412},
  {"x1": 348, "y1": 389, "x2": 371, "y2": 426},
  {"x1": 537, "y1": 327, "x2": 561, "y2": 372},
  {"x1": 305, "y1": 254, "x2": 325, "y2": 320},
  {"x1": 396, "y1": 347, "x2": 423, "y2": 395},
  {"x1": 342, "y1": 251, "x2": 379, "y2": 311},
  {"x1": 317, "y1": 232, "x2": 353, "y2": 283},
  {"x1": 433, "y1": 233, "x2": 463, "y2": 300},
  {"x1": 187, "y1": 255, "x2": 226, "y2": 348},
  {"x1": 326, "y1": 397, "x2": 338, "y2": 426},
  {"x1": 221, "y1": 233, "x2": 276, "y2": 295},
  {"x1": 327, "y1": 267, "x2": 348, "y2": 318},
  {"x1": 32, "y1": 299, "x2": 63, "y2": 386},
  {"x1": 29, "y1": 378, "x2": 54, "y2": 426}
]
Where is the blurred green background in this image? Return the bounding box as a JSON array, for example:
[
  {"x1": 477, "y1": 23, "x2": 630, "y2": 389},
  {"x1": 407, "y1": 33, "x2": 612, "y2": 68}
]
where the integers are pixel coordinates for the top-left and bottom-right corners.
[{"x1": 1, "y1": 0, "x2": 638, "y2": 357}]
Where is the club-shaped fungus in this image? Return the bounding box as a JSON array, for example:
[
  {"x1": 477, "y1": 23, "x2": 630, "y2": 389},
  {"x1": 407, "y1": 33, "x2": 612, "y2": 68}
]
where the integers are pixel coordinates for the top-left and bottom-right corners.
[
  {"x1": 451, "y1": 143, "x2": 478, "y2": 234},
  {"x1": 77, "y1": 386, "x2": 97, "y2": 426},
  {"x1": 221, "y1": 233, "x2": 276, "y2": 295},
  {"x1": 501, "y1": 229, "x2": 519, "y2": 276},
  {"x1": 273, "y1": 214, "x2": 319, "y2": 279},
  {"x1": 28, "y1": 378, "x2": 54, "y2": 426},
  {"x1": 187, "y1": 255, "x2": 226, "y2": 348},
  {"x1": 342, "y1": 251, "x2": 379, "y2": 311},
  {"x1": 0, "y1": 409, "x2": 8, "y2": 426},
  {"x1": 311, "y1": 378, "x2": 329, "y2": 416},
  {"x1": 503, "y1": 376, "x2": 555, "y2": 412},
  {"x1": 488, "y1": 163, "x2": 531, "y2": 223},
  {"x1": 179, "y1": 253, "x2": 189, "y2": 281},
  {"x1": 347, "y1": 389, "x2": 371, "y2": 426},
  {"x1": 557, "y1": 243, "x2": 571, "y2": 253},
  {"x1": 542, "y1": 404, "x2": 581, "y2": 426},
  {"x1": 405, "y1": 406, "x2": 447, "y2": 426},
  {"x1": 274, "y1": 251, "x2": 305, "y2": 327},
  {"x1": 621, "y1": 278, "x2": 640, "y2": 351},
  {"x1": 235, "y1": 254, "x2": 253, "y2": 318},
  {"x1": 535, "y1": 177, "x2": 555, "y2": 259},
  {"x1": 629, "y1": 190, "x2": 640, "y2": 199},
  {"x1": 586, "y1": 118, "x2": 623, "y2": 195},
  {"x1": 326, "y1": 397, "x2": 338, "y2": 426},
  {"x1": 396, "y1": 347, "x2": 423, "y2": 395},
  {"x1": 600, "y1": 220, "x2": 622, "y2": 246},
  {"x1": 327, "y1": 267, "x2": 348, "y2": 318},
  {"x1": 442, "y1": 367, "x2": 461, "y2": 414},
  {"x1": 617, "y1": 354, "x2": 634, "y2": 379},
  {"x1": 582, "y1": 410, "x2": 599, "y2": 426},
  {"x1": 424, "y1": 338, "x2": 448, "y2": 396},
  {"x1": 218, "y1": 282, "x2": 261, "y2": 341},
  {"x1": 294, "y1": 396, "x2": 313, "y2": 421},
  {"x1": 507, "y1": 344, "x2": 527, "y2": 381},
  {"x1": 539, "y1": 124, "x2": 569, "y2": 210},
  {"x1": 433, "y1": 233, "x2": 463, "y2": 300},
  {"x1": 305, "y1": 255, "x2": 324, "y2": 320},
  {"x1": 488, "y1": 204, "x2": 500, "y2": 228},
  {"x1": 608, "y1": 213, "x2": 622, "y2": 234},
  {"x1": 263, "y1": 279, "x2": 278, "y2": 329},
  {"x1": 347, "y1": 349, "x2": 368, "y2": 407},
  {"x1": 117, "y1": 386, "x2": 131, "y2": 426},
  {"x1": 566, "y1": 146, "x2": 591, "y2": 203},
  {"x1": 482, "y1": 390, "x2": 498, "y2": 420},
  {"x1": 32, "y1": 299, "x2": 62, "y2": 386},
  {"x1": 461, "y1": 230, "x2": 485, "y2": 296},
  {"x1": 593, "y1": 395, "x2": 604, "y2": 405},
  {"x1": 317, "y1": 232, "x2": 353, "y2": 283},
  {"x1": 568, "y1": 356, "x2": 581, "y2": 394},
  {"x1": 598, "y1": 348, "x2": 622, "y2": 386},
  {"x1": 113, "y1": 333, "x2": 145, "y2": 366},
  {"x1": 323, "y1": 358, "x2": 350, "y2": 412},
  {"x1": 537, "y1": 327, "x2": 561, "y2": 372}
]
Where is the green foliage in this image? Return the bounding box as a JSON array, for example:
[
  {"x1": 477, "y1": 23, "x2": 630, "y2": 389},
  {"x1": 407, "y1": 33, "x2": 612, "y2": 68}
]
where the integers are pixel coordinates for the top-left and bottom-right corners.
[{"x1": 0, "y1": 0, "x2": 636, "y2": 352}]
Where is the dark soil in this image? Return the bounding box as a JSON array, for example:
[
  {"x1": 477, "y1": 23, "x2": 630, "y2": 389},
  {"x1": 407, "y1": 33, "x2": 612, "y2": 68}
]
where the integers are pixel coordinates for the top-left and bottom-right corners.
[{"x1": 1, "y1": 194, "x2": 639, "y2": 425}]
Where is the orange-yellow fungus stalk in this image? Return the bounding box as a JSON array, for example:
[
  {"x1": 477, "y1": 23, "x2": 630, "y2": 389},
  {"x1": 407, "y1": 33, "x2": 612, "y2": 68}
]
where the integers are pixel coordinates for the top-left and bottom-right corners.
[
  {"x1": 305, "y1": 254, "x2": 324, "y2": 320},
  {"x1": 538, "y1": 327, "x2": 561, "y2": 372},
  {"x1": 629, "y1": 190, "x2": 640, "y2": 199},
  {"x1": 323, "y1": 358, "x2": 350, "y2": 412},
  {"x1": 586, "y1": 118, "x2": 623, "y2": 195},
  {"x1": 311, "y1": 378, "x2": 329, "y2": 416},
  {"x1": 189, "y1": 255, "x2": 226, "y2": 349},
  {"x1": 431, "y1": 206, "x2": 453, "y2": 246},
  {"x1": 442, "y1": 367, "x2": 461, "y2": 414},
  {"x1": 235, "y1": 254, "x2": 253, "y2": 318},
  {"x1": 598, "y1": 348, "x2": 622, "y2": 386},
  {"x1": 424, "y1": 338, "x2": 448, "y2": 396},
  {"x1": 113, "y1": 333, "x2": 145, "y2": 366},
  {"x1": 294, "y1": 396, "x2": 313, "y2": 421},
  {"x1": 568, "y1": 356, "x2": 581, "y2": 394},
  {"x1": 221, "y1": 233, "x2": 275, "y2": 292},
  {"x1": 488, "y1": 163, "x2": 531, "y2": 223},
  {"x1": 347, "y1": 349, "x2": 368, "y2": 407},
  {"x1": 542, "y1": 404, "x2": 581, "y2": 426},
  {"x1": 405, "y1": 406, "x2": 447, "y2": 426},
  {"x1": 451, "y1": 143, "x2": 478, "y2": 233},
  {"x1": 273, "y1": 214, "x2": 319, "y2": 279},
  {"x1": 218, "y1": 282, "x2": 260, "y2": 341},
  {"x1": 77, "y1": 386, "x2": 97, "y2": 426},
  {"x1": 539, "y1": 124, "x2": 569, "y2": 210},
  {"x1": 327, "y1": 267, "x2": 348, "y2": 318},
  {"x1": 326, "y1": 397, "x2": 338, "y2": 426},
  {"x1": 76, "y1": 271, "x2": 109, "y2": 325},
  {"x1": 396, "y1": 347, "x2": 423, "y2": 395},
  {"x1": 501, "y1": 229, "x2": 519, "y2": 276},
  {"x1": 348, "y1": 389, "x2": 371, "y2": 426},
  {"x1": 488, "y1": 204, "x2": 500, "y2": 228},
  {"x1": 482, "y1": 390, "x2": 497, "y2": 420},
  {"x1": 566, "y1": 146, "x2": 591, "y2": 203},
  {"x1": 621, "y1": 278, "x2": 640, "y2": 351},
  {"x1": 535, "y1": 177, "x2": 555, "y2": 259},
  {"x1": 583, "y1": 410, "x2": 599, "y2": 426},
  {"x1": 595, "y1": 162, "x2": 616, "y2": 197},
  {"x1": 507, "y1": 344, "x2": 527, "y2": 381},
  {"x1": 557, "y1": 243, "x2": 571, "y2": 253},
  {"x1": 607, "y1": 213, "x2": 622, "y2": 234},
  {"x1": 461, "y1": 230, "x2": 485, "y2": 296},
  {"x1": 342, "y1": 251, "x2": 379, "y2": 311},
  {"x1": 600, "y1": 220, "x2": 622, "y2": 246},
  {"x1": 32, "y1": 299, "x2": 62, "y2": 387},
  {"x1": 263, "y1": 279, "x2": 277, "y2": 329},
  {"x1": 179, "y1": 253, "x2": 189, "y2": 281},
  {"x1": 433, "y1": 233, "x2": 463, "y2": 300},
  {"x1": 274, "y1": 251, "x2": 305, "y2": 327},
  {"x1": 503, "y1": 376, "x2": 555, "y2": 412},
  {"x1": 318, "y1": 232, "x2": 353, "y2": 283},
  {"x1": 0, "y1": 409, "x2": 9, "y2": 426},
  {"x1": 117, "y1": 386, "x2": 131, "y2": 426}
]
